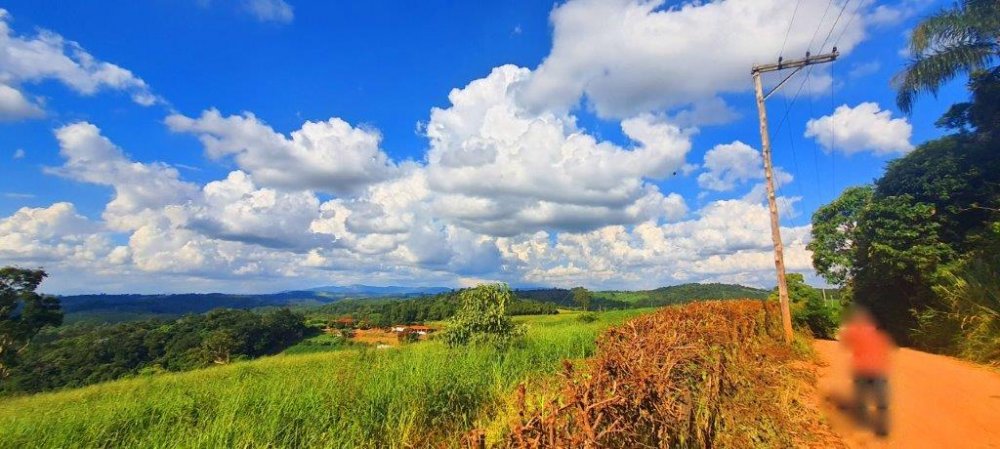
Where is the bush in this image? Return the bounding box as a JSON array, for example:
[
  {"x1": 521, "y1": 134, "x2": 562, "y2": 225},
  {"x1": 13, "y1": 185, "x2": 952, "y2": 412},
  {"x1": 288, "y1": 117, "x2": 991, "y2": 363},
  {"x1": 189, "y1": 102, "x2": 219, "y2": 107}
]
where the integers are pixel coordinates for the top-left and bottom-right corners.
[
  {"x1": 503, "y1": 300, "x2": 842, "y2": 448},
  {"x1": 576, "y1": 312, "x2": 599, "y2": 323},
  {"x1": 397, "y1": 331, "x2": 420, "y2": 344},
  {"x1": 771, "y1": 273, "x2": 840, "y2": 339},
  {"x1": 441, "y1": 284, "x2": 525, "y2": 348},
  {"x1": 914, "y1": 222, "x2": 1000, "y2": 365}
]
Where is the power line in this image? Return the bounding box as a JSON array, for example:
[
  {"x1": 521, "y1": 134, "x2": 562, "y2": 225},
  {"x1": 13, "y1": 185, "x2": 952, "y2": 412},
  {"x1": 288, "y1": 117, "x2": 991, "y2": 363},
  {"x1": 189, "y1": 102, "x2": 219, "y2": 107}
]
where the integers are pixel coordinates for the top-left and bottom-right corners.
[
  {"x1": 779, "y1": 0, "x2": 803, "y2": 58},
  {"x1": 830, "y1": 64, "x2": 838, "y2": 194},
  {"x1": 781, "y1": 94, "x2": 807, "y2": 209},
  {"x1": 819, "y1": 0, "x2": 852, "y2": 53},
  {"x1": 805, "y1": 71, "x2": 826, "y2": 200},
  {"x1": 807, "y1": 0, "x2": 835, "y2": 52},
  {"x1": 833, "y1": 0, "x2": 864, "y2": 48}
]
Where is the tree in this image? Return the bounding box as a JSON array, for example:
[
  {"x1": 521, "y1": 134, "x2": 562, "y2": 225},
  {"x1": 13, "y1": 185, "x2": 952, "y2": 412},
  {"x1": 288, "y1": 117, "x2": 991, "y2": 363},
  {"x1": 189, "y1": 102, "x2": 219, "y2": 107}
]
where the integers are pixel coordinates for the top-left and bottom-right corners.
[
  {"x1": 769, "y1": 273, "x2": 838, "y2": 339},
  {"x1": 935, "y1": 69, "x2": 1000, "y2": 138},
  {"x1": 571, "y1": 287, "x2": 592, "y2": 311},
  {"x1": 202, "y1": 330, "x2": 238, "y2": 364},
  {"x1": 808, "y1": 186, "x2": 873, "y2": 287},
  {"x1": 0, "y1": 267, "x2": 62, "y2": 378},
  {"x1": 852, "y1": 196, "x2": 955, "y2": 343},
  {"x1": 441, "y1": 283, "x2": 525, "y2": 347},
  {"x1": 894, "y1": 0, "x2": 1000, "y2": 113}
]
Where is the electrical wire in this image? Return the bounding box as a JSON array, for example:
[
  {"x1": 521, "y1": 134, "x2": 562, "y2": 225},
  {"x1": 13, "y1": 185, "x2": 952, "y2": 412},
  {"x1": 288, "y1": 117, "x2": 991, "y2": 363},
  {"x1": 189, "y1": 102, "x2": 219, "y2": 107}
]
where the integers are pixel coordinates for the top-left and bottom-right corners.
[
  {"x1": 833, "y1": 0, "x2": 865, "y2": 48},
  {"x1": 819, "y1": 0, "x2": 852, "y2": 53},
  {"x1": 779, "y1": 0, "x2": 803, "y2": 58},
  {"x1": 807, "y1": 0, "x2": 835, "y2": 52}
]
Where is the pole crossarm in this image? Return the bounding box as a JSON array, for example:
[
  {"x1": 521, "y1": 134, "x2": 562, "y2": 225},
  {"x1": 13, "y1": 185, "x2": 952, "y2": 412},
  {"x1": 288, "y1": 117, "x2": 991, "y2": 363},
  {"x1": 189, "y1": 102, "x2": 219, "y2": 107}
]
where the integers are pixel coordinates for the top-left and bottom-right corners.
[{"x1": 752, "y1": 49, "x2": 839, "y2": 75}]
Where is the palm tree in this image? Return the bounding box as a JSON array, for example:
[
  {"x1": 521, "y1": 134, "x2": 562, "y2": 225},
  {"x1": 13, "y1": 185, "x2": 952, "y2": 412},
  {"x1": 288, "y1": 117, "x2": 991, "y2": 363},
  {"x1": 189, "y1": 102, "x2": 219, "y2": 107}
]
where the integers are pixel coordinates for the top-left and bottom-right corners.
[{"x1": 894, "y1": 0, "x2": 1000, "y2": 113}]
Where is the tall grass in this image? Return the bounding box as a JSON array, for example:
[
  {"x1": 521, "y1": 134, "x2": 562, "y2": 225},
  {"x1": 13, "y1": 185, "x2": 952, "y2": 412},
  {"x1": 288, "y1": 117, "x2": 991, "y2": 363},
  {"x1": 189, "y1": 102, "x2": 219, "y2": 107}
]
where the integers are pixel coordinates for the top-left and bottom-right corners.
[
  {"x1": 504, "y1": 301, "x2": 843, "y2": 448},
  {"x1": 0, "y1": 309, "x2": 649, "y2": 449}
]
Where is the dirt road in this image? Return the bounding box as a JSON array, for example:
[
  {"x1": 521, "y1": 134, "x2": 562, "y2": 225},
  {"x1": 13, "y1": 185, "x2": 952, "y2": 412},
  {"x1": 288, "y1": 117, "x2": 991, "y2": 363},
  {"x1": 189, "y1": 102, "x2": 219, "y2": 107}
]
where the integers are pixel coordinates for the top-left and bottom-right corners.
[{"x1": 814, "y1": 340, "x2": 1000, "y2": 448}]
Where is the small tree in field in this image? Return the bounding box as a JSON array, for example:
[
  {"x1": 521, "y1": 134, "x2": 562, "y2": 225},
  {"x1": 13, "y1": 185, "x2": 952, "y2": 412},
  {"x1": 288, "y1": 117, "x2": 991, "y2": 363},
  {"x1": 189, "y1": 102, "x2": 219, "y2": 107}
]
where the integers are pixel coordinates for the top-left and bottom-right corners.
[
  {"x1": 0, "y1": 267, "x2": 62, "y2": 378},
  {"x1": 442, "y1": 283, "x2": 525, "y2": 347},
  {"x1": 571, "y1": 287, "x2": 592, "y2": 311}
]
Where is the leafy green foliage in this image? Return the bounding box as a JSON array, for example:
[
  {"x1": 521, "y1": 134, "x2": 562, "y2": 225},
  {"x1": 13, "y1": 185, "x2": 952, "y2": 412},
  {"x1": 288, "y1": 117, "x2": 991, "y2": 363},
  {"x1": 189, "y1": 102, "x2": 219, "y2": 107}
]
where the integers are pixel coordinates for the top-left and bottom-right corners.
[
  {"x1": 441, "y1": 284, "x2": 525, "y2": 347},
  {"x1": 770, "y1": 273, "x2": 839, "y2": 339},
  {"x1": 570, "y1": 287, "x2": 591, "y2": 311},
  {"x1": 808, "y1": 186, "x2": 873, "y2": 287},
  {"x1": 894, "y1": 0, "x2": 999, "y2": 113},
  {"x1": 1, "y1": 308, "x2": 308, "y2": 395},
  {"x1": 853, "y1": 195, "x2": 955, "y2": 342},
  {"x1": 0, "y1": 267, "x2": 62, "y2": 379},
  {"x1": 816, "y1": 70, "x2": 1000, "y2": 350},
  {"x1": 914, "y1": 222, "x2": 1000, "y2": 364},
  {"x1": 936, "y1": 69, "x2": 1000, "y2": 138}
]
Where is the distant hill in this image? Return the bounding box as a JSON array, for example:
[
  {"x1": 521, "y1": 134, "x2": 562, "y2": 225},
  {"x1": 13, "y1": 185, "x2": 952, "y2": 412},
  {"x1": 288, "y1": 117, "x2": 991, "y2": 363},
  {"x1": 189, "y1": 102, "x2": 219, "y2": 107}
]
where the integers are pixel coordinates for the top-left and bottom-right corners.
[
  {"x1": 56, "y1": 283, "x2": 765, "y2": 324},
  {"x1": 305, "y1": 285, "x2": 452, "y2": 296},
  {"x1": 590, "y1": 283, "x2": 768, "y2": 309},
  {"x1": 58, "y1": 286, "x2": 451, "y2": 324},
  {"x1": 643, "y1": 282, "x2": 769, "y2": 303},
  {"x1": 519, "y1": 283, "x2": 769, "y2": 310}
]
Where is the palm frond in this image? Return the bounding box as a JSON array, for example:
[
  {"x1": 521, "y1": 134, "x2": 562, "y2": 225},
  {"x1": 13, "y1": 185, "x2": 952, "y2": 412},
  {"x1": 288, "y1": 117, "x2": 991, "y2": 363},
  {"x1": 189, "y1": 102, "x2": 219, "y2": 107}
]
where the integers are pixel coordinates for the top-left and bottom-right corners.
[
  {"x1": 894, "y1": 41, "x2": 999, "y2": 113},
  {"x1": 911, "y1": 10, "x2": 970, "y2": 56}
]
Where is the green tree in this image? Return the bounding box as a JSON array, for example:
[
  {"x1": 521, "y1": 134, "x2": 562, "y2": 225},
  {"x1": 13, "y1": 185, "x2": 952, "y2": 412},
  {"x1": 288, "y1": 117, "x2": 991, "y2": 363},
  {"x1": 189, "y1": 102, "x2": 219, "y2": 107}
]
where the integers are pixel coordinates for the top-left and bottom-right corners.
[
  {"x1": 769, "y1": 273, "x2": 838, "y2": 338},
  {"x1": 0, "y1": 267, "x2": 62, "y2": 378},
  {"x1": 935, "y1": 69, "x2": 1000, "y2": 138},
  {"x1": 894, "y1": 0, "x2": 1000, "y2": 113},
  {"x1": 441, "y1": 283, "x2": 524, "y2": 347},
  {"x1": 852, "y1": 196, "x2": 955, "y2": 342},
  {"x1": 571, "y1": 287, "x2": 592, "y2": 311},
  {"x1": 808, "y1": 185, "x2": 873, "y2": 287},
  {"x1": 202, "y1": 330, "x2": 238, "y2": 364}
]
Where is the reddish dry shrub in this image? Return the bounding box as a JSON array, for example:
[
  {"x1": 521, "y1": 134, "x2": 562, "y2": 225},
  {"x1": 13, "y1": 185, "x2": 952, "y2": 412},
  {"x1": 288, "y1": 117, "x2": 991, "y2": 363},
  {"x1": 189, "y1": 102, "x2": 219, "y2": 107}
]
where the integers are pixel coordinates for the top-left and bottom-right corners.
[{"x1": 500, "y1": 300, "x2": 842, "y2": 449}]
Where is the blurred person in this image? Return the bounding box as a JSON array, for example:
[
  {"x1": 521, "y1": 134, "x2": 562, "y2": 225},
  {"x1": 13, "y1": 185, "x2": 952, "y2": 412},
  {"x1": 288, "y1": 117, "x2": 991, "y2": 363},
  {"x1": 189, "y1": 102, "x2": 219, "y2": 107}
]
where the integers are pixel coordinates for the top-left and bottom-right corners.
[{"x1": 840, "y1": 306, "x2": 893, "y2": 437}]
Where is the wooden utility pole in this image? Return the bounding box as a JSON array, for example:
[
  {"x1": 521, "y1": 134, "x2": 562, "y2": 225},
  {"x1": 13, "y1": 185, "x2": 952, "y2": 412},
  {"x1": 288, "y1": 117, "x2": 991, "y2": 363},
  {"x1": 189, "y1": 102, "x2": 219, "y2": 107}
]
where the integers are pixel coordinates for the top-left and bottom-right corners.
[{"x1": 751, "y1": 50, "x2": 838, "y2": 344}]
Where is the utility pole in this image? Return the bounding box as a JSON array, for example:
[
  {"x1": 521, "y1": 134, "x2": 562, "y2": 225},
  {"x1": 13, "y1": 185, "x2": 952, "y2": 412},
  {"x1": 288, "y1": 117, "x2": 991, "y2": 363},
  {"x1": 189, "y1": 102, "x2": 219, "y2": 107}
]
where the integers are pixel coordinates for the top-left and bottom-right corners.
[{"x1": 751, "y1": 49, "x2": 838, "y2": 344}]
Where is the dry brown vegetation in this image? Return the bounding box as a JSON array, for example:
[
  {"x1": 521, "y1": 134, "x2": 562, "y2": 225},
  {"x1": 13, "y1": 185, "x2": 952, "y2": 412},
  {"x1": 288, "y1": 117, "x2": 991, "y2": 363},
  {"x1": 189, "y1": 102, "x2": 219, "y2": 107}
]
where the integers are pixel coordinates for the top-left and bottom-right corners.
[{"x1": 486, "y1": 300, "x2": 844, "y2": 449}]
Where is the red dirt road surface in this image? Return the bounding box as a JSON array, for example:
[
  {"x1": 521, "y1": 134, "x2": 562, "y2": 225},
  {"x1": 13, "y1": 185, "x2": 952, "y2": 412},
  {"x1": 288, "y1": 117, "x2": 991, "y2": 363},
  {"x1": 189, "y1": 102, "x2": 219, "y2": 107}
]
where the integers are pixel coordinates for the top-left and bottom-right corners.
[{"x1": 814, "y1": 340, "x2": 1000, "y2": 448}]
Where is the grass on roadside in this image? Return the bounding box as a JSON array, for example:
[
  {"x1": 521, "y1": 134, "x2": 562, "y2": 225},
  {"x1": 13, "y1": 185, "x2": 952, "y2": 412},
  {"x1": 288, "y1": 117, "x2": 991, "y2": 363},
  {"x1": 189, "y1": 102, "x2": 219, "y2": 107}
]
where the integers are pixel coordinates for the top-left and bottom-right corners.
[{"x1": 0, "y1": 309, "x2": 651, "y2": 449}]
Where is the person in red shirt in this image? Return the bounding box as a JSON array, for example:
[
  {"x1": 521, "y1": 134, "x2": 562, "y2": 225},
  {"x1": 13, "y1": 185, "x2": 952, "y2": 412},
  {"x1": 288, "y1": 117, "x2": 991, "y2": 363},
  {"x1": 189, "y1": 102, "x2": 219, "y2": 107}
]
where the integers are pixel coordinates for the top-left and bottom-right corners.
[{"x1": 840, "y1": 306, "x2": 893, "y2": 437}]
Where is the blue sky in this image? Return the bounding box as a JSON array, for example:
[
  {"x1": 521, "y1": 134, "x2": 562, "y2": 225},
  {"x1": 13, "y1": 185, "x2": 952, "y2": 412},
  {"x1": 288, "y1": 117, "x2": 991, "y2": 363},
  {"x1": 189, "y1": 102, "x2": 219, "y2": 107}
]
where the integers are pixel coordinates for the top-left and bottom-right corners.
[{"x1": 0, "y1": 0, "x2": 969, "y2": 293}]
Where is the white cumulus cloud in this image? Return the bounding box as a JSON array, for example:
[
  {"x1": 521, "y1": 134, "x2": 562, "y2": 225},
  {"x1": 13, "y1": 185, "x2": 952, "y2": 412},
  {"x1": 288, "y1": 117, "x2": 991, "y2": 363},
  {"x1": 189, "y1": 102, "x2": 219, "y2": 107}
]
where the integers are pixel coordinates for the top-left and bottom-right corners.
[
  {"x1": 0, "y1": 9, "x2": 159, "y2": 118},
  {"x1": 0, "y1": 82, "x2": 43, "y2": 120},
  {"x1": 518, "y1": 0, "x2": 867, "y2": 118},
  {"x1": 0, "y1": 202, "x2": 121, "y2": 265},
  {"x1": 424, "y1": 65, "x2": 689, "y2": 236},
  {"x1": 46, "y1": 122, "x2": 199, "y2": 232},
  {"x1": 697, "y1": 141, "x2": 763, "y2": 192},
  {"x1": 804, "y1": 102, "x2": 914, "y2": 155},
  {"x1": 166, "y1": 109, "x2": 397, "y2": 195}
]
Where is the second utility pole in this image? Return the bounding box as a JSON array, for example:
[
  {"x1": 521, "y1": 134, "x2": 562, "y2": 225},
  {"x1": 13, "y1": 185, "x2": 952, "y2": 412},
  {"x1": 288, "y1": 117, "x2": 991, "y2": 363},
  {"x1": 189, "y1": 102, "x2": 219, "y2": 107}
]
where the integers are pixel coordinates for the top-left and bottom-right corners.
[{"x1": 751, "y1": 49, "x2": 838, "y2": 344}]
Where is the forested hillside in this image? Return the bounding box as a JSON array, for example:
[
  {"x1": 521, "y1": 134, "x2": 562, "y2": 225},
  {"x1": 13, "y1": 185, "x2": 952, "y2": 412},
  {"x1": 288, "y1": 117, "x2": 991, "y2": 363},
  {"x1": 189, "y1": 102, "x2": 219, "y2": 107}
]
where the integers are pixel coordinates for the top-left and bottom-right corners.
[
  {"x1": 593, "y1": 283, "x2": 770, "y2": 307},
  {"x1": 2, "y1": 308, "x2": 308, "y2": 395},
  {"x1": 304, "y1": 292, "x2": 557, "y2": 327}
]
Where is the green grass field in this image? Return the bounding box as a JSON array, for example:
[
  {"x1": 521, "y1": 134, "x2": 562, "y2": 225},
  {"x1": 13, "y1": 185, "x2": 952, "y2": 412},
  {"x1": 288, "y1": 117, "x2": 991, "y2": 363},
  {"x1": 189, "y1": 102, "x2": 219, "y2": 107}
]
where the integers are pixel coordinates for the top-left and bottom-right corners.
[{"x1": 0, "y1": 309, "x2": 652, "y2": 449}]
